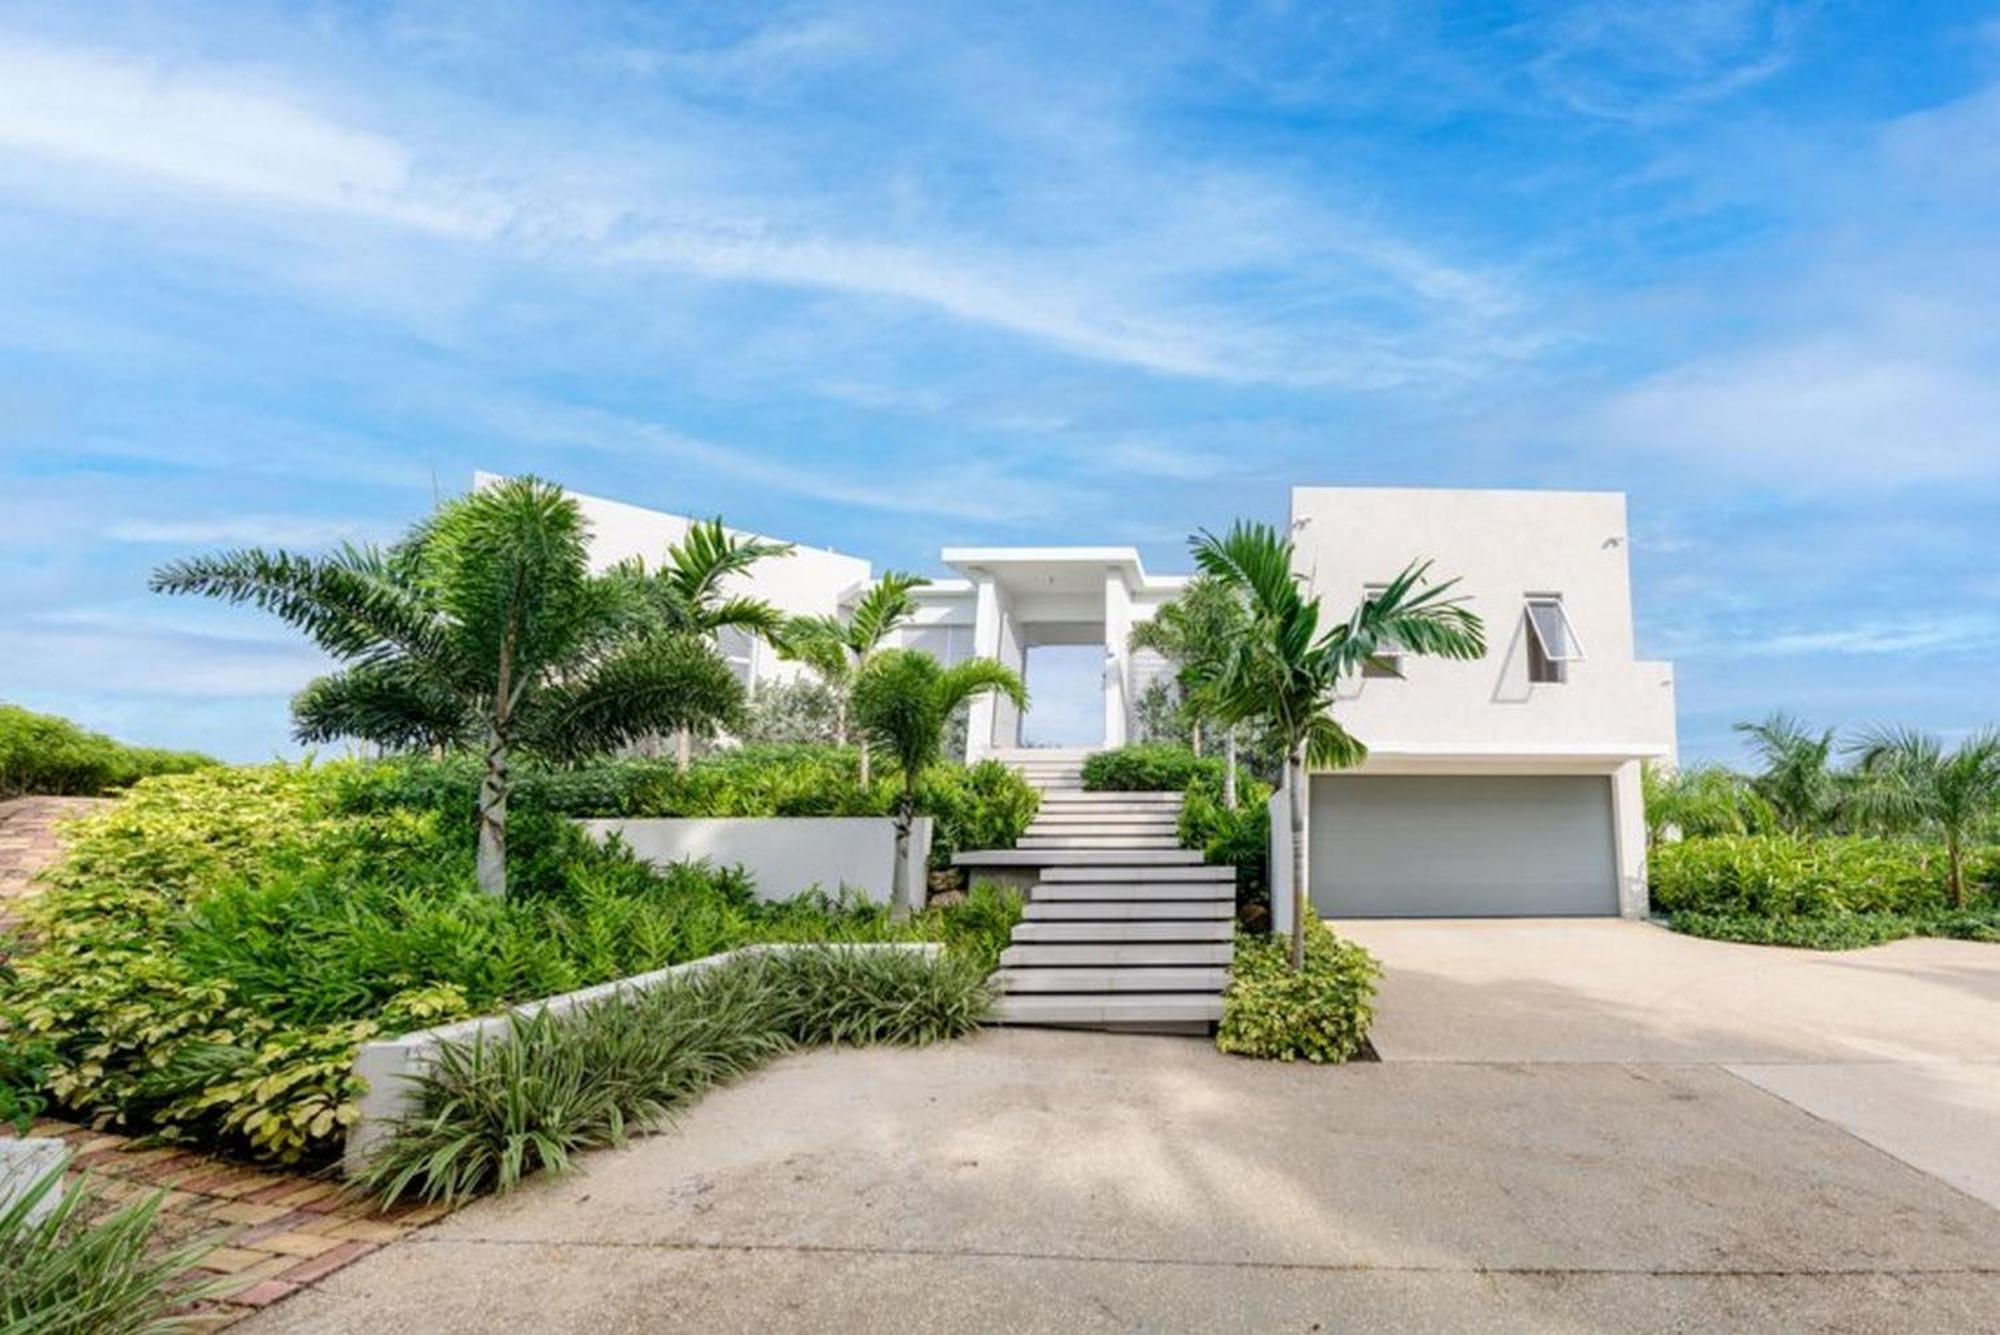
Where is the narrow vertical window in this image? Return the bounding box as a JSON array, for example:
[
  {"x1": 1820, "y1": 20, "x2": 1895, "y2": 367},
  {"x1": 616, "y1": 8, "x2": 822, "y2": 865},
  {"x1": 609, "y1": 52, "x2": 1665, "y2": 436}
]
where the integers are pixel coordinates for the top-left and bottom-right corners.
[
  {"x1": 1524, "y1": 596, "x2": 1584, "y2": 684},
  {"x1": 717, "y1": 625, "x2": 757, "y2": 688}
]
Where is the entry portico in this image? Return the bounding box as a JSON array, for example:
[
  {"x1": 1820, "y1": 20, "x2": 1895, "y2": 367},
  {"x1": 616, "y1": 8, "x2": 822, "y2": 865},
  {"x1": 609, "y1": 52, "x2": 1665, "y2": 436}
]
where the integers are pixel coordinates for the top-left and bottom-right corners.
[{"x1": 929, "y1": 547, "x2": 1185, "y2": 760}]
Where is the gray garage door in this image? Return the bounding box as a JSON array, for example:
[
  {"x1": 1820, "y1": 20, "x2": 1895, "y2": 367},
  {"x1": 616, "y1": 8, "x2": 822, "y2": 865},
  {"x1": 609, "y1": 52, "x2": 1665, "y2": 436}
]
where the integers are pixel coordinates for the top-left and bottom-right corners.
[{"x1": 1309, "y1": 775, "x2": 1618, "y2": 918}]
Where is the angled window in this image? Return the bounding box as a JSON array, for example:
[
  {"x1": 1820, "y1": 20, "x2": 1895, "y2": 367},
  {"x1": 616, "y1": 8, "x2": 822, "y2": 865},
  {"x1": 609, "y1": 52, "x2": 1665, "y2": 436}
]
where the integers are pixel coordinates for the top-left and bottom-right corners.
[
  {"x1": 1524, "y1": 595, "x2": 1584, "y2": 684},
  {"x1": 1360, "y1": 585, "x2": 1403, "y2": 679}
]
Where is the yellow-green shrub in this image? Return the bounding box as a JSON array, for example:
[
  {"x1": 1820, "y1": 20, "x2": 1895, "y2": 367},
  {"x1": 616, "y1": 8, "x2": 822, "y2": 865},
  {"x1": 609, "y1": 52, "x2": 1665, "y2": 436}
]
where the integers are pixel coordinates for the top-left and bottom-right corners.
[{"x1": 1216, "y1": 917, "x2": 1378, "y2": 1063}]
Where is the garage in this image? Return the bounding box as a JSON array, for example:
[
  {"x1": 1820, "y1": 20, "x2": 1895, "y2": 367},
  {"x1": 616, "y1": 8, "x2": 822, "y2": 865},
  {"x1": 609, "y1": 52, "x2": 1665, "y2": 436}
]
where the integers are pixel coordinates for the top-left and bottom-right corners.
[{"x1": 1309, "y1": 774, "x2": 1619, "y2": 918}]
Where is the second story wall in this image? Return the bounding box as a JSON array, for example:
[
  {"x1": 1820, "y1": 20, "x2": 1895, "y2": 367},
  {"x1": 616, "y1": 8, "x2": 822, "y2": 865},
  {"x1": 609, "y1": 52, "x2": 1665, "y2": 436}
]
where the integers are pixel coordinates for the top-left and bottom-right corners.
[{"x1": 1289, "y1": 486, "x2": 1676, "y2": 762}]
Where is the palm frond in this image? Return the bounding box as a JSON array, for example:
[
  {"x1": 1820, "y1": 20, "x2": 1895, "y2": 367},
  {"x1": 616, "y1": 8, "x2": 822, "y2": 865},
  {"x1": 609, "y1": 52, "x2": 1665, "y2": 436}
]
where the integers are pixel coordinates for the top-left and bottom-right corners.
[
  {"x1": 660, "y1": 518, "x2": 795, "y2": 610},
  {"x1": 291, "y1": 663, "x2": 474, "y2": 752},
  {"x1": 150, "y1": 543, "x2": 446, "y2": 664},
  {"x1": 521, "y1": 635, "x2": 744, "y2": 762},
  {"x1": 846, "y1": 572, "x2": 929, "y2": 654}
]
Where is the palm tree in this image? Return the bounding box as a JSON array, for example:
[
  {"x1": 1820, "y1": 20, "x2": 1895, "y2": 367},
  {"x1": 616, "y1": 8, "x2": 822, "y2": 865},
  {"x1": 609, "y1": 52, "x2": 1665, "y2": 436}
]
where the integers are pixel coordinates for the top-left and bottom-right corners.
[
  {"x1": 1846, "y1": 726, "x2": 2000, "y2": 909},
  {"x1": 1733, "y1": 713, "x2": 1843, "y2": 833},
  {"x1": 635, "y1": 518, "x2": 794, "y2": 770},
  {"x1": 851, "y1": 648, "x2": 1026, "y2": 919},
  {"x1": 152, "y1": 478, "x2": 742, "y2": 898},
  {"x1": 1193, "y1": 521, "x2": 1485, "y2": 969},
  {"x1": 774, "y1": 571, "x2": 930, "y2": 786},
  {"x1": 1641, "y1": 762, "x2": 1772, "y2": 843},
  {"x1": 1128, "y1": 574, "x2": 1250, "y2": 804}
]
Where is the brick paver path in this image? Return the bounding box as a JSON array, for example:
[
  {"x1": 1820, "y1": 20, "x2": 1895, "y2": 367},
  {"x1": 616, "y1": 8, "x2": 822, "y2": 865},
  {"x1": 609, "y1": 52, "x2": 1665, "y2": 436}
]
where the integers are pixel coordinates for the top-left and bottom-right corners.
[{"x1": 0, "y1": 795, "x2": 113, "y2": 929}]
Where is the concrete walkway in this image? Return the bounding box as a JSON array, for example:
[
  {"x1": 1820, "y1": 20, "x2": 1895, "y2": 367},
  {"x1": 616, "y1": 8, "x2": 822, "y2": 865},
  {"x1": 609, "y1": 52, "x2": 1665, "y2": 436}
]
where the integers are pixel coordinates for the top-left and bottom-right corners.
[
  {"x1": 251, "y1": 982, "x2": 2000, "y2": 1333},
  {"x1": 1341, "y1": 918, "x2": 2000, "y2": 1211}
]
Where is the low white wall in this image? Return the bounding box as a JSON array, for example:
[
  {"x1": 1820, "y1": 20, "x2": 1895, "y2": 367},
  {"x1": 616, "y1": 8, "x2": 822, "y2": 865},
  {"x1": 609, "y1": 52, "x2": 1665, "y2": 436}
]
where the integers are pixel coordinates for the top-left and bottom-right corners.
[
  {"x1": 580, "y1": 816, "x2": 932, "y2": 904},
  {"x1": 343, "y1": 942, "x2": 941, "y2": 1176}
]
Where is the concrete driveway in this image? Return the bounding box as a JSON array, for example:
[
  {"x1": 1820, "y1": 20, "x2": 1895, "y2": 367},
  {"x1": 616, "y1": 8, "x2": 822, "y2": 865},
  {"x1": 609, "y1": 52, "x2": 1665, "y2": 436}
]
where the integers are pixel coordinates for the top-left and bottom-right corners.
[
  {"x1": 248, "y1": 923, "x2": 2000, "y2": 1334},
  {"x1": 1340, "y1": 918, "x2": 2000, "y2": 1211}
]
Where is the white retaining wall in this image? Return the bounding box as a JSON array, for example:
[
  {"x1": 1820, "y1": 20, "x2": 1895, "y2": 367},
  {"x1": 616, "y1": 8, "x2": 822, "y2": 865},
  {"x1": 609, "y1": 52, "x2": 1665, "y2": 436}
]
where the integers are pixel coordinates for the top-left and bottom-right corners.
[
  {"x1": 580, "y1": 816, "x2": 933, "y2": 904},
  {"x1": 343, "y1": 942, "x2": 941, "y2": 1176}
]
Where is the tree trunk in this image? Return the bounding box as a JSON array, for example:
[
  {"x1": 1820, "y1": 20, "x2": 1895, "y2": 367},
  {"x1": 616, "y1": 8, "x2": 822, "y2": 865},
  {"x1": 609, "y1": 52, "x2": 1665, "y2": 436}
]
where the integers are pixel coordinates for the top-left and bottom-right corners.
[
  {"x1": 1949, "y1": 834, "x2": 1966, "y2": 909},
  {"x1": 888, "y1": 789, "x2": 915, "y2": 920},
  {"x1": 476, "y1": 728, "x2": 509, "y2": 899},
  {"x1": 859, "y1": 737, "x2": 872, "y2": 789},
  {"x1": 675, "y1": 726, "x2": 692, "y2": 773},
  {"x1": 1190, "y1": 720, "x2": 1203, "y2": 758},
  {"x1": 1288, "y1": 743, "x2": 1307, "y2": 971},
  {"x1": 1224, "y1": 730, "x2": 1239, "y2": 809},
  {"x1": 835, "y1": 695, "x2": 849, "y2": 747}
]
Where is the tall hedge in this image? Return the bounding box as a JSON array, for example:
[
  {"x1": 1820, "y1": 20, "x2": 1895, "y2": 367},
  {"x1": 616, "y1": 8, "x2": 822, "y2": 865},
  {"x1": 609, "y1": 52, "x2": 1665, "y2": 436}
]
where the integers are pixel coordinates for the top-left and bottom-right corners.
[{"x1": 0, "y1": 705, "x2": 214, "y2": 799}]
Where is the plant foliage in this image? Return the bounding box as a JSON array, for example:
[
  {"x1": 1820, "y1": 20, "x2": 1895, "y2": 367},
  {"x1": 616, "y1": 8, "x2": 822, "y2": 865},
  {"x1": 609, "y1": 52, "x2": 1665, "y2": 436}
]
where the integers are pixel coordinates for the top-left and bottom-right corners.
[
  {"x1": 360, "y1": 947, "x2": 993, "y2": 1205},
  {"x1": 1216, "y1": 917, "x2": 1379, "y2": 1062},
  {"x1": 0, "y1": 704, "x2": 213, "y2": 799}
]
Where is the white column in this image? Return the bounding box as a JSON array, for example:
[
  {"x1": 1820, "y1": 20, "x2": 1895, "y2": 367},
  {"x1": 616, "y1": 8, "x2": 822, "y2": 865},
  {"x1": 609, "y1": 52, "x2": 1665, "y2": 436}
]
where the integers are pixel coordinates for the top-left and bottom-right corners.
[
  {"x1": 1102, "y1": 570, "x2": 1131, "y2": 749},
  {"x1": 966, "y1": 576, "x2": 1001, "y2": 761},
  {"x1": 1611, "y1": 759, "x2": 1649, "y2": 918}
]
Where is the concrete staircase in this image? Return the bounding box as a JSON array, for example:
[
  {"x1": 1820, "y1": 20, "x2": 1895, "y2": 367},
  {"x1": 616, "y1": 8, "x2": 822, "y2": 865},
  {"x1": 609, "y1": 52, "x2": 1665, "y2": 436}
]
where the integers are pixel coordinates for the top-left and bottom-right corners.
[{"x1": 957, "y1": 750, "x2": 1231, "y2": 1032}]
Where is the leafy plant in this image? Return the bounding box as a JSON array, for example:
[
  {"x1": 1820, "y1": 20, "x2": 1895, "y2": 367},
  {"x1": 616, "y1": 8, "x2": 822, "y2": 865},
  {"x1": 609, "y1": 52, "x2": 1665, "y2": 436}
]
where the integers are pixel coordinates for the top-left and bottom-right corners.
[
  {"x1": 1216, "y1": 917, "x2": 1379, "y2": 1062},
  {"x1": 0, "y1": 704, "x2": 214, "y2": 799},
  {"x1": 1193, "y1": 521, "x2": 1485, "y2": 969},
  {"x1": 1846, "y1": 726, "x2": 2000, "y2": 908},
  {"x1": 5, "y1": 761, "x2": 1018, "y2": 1165},
  {"x1": 151, "y1": 477, "x2": 743, "y2": 898},
  {"x1": 1081, "y1": 744, "x2": 1222, "y2": 792},
  {"x1": 1648, "y1": 834, "x2": 1977, "y2": 918},
  {"x1": 0, "y1": 1155, "x2": 217, "y2": 1335},
  {"x1": 1734, "y1": 713, "x2": 1847, "y2": 835},
  {"x1": 740, "y1": 677, "x2": 843, "y2": 746},
  {"x1": 629, "y1": 516, "x2": 794, "y2": 770},
  {"x1": 774, "y1": 571, "x2": 929, "y2": 785},
  {"x1": 360, "y1": 947, "x2": 991, "y2": 1205},
  {"x1": 1181, "y1": 773, "x2": 1273, "y2": 913},
  {"x1": 852, "y1": 650, "x2": 1026, "y2": 917},
  {"x1": 1642, "y1": 762, "x2": 1774, "y2": 842},
  {"x1": 1128, "y1": 575, "x2": 1252, "y2": 798}
]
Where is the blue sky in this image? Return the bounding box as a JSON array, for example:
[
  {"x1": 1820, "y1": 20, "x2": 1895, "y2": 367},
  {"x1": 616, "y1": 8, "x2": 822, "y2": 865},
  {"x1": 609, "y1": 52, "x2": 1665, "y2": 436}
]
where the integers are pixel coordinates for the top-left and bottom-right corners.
[{"x1": 1, "y1": 1, "x2": 1996, "y2": 764}]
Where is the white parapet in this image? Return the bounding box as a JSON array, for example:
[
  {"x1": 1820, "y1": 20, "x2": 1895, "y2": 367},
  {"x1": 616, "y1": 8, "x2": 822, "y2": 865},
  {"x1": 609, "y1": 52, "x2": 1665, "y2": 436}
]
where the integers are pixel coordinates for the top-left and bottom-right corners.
[
  {"x1": 579, "y1": 816, "x2": 932, "y2": 905},
  {"x1": 342, "y1": 941, "x2": 942, "y2": 1177}
]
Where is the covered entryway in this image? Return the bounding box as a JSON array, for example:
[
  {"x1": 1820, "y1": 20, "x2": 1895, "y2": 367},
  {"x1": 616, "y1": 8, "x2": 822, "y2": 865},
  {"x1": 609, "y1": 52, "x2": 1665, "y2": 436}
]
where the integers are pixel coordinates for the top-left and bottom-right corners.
[{"x1": 1310, "y1": 774, "x2": 1619, "y2": 917}]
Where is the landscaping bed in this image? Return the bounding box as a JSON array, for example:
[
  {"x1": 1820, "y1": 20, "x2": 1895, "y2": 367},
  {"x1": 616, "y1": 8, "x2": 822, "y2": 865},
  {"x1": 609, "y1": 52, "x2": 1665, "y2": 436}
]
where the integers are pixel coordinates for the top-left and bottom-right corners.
[
  {"x1": 1, "y1": 760, "x2": 1021, "y2": 1169},
  {"x1": 1651, "y1": 834, "x2": 2000, "y2": 950}
]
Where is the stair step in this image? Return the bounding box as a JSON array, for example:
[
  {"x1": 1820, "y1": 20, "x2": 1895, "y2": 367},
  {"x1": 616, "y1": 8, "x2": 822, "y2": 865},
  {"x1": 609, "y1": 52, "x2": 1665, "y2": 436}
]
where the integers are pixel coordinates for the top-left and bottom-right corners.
[
  {"x1": 997, "y1": 966, "x2": 1229, "y2": 993},
  {"x1": 993, "y1": 993, "x2": 1224, "y2": 1025},
  {"x1": 1040, "y1": 792, "x2": 1182, "y2": 804},
  {"x1": 1001, "y1": 942, "x2": 1232, "y2": 967},
  {"x1": 953, "y1": 848, "x2": 1205, "y2": 868},
  {"x1": 1017, "y1": 837, "x2": 1183, "y2": 850},
  {"x1": 1026, "y1": 899, "x2": 1233, "y2": 920},
  {"x1": 1013, "y1": 920, "x2": 1232, "y2": 942},
  {"x1": 1033, "y1": 882, "x2": 1232, "y2": 903},
  {"x1": 1040, "y1": 864, "x2": 1233, "y2": 881},
  {"x1": 1029, "y1": 811, "x2": 1179, "y2": 823}
]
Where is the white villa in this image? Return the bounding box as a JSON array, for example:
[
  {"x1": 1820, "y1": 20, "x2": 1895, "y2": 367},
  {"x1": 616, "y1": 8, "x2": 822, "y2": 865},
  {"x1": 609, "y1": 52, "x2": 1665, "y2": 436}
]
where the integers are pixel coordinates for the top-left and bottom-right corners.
[{"x1": 544, "y1": 477, "x2": 1677, "y2": 927}]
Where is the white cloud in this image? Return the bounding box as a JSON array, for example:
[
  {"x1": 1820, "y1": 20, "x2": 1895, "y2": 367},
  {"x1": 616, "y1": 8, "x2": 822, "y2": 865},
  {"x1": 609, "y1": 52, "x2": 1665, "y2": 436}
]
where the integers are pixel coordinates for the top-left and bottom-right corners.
[
  {"x1": 1529, "y1": 0, "x2": 1803, "y2": 122},
  {"x1": 0, "y1": 35, "x2": 1531, "y2": 389},
  {"x1": 107, "y1": 515, "x2": 382, "y2": 546}
]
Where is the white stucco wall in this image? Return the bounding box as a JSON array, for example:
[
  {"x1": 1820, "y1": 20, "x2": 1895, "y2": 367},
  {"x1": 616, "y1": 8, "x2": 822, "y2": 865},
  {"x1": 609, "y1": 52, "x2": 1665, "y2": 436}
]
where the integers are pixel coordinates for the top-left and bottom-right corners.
[
  {"x1": 579, "y1": 816, "x2": 931, "y2": 904},
  {"x1": 480, "y1": 474, "x2": 874, "y2": 692},
  {"x1": 1288, "y1": 486, "x2": 1676, "y2": 764}
]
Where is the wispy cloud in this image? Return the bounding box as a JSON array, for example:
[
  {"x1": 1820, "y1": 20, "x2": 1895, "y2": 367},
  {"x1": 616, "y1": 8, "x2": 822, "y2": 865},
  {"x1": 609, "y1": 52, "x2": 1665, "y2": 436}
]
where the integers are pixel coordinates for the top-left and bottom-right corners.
[{"x1": 107, "y1": 516, "x2": 384, "y2": 546}]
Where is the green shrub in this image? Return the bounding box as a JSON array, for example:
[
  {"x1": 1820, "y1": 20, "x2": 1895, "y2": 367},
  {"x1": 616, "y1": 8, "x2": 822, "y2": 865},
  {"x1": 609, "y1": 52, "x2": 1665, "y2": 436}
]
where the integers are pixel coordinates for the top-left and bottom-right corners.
[
  {"x1": 1649, "y1": 835, "x2": 1971, "y2": 918},
  {"x1": 6, "y1": 762, "x2": 1016, "y2": 1166},
  {"x1": 360, "y1": 947, "x2": 991, "y2": 1205},
  {"x1": 1082, "y1": 744, "x2": 1223, "y2": 792},
  {"x1": 917, "y1": 761, "x2": 1039, "y2": 866},
  {"x1": 1669, "y1": 908, "x2": 2000, "y2": 950},
  {"x1": 1216, "y1": 917, "x2": 1379, "y2": 1063},
  {"x1": 336, "y1": 746, "x2": 1037, "y2": 870},
  {"x1": 1180, "y1": 775, "x2": 1271, "y2": 910},
  {"x1": 1, "y1": 1154, "x2": 217, "y2": 1334},
  {"x1": 0, "y1": 704, "x2": 214, "y2": 799}
]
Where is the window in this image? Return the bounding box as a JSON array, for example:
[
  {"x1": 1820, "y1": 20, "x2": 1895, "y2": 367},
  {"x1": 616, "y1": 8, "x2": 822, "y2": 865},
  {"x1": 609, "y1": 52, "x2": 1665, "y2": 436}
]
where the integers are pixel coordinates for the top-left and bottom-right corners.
[
  {"x1": 1524, "y1": 596, "x2": 1584, "y2": 684},
  {"x1": 717, "y1": 626, "x2": 757, "y2": 688},
  {"x1": 1360, "y1": 585, "x2": 1402, "y2": 679},
  {"x1": 899, "y1": 624, "x2": 973, "y2": 665}
]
